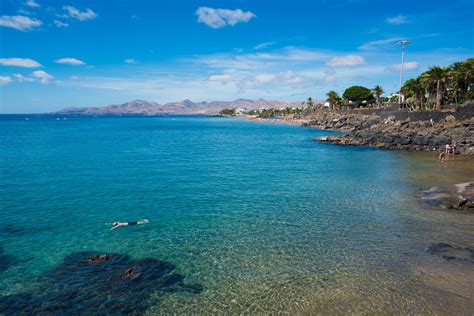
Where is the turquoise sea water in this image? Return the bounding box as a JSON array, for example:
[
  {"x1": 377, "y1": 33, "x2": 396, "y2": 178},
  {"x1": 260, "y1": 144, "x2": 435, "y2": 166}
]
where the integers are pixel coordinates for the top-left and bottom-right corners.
[{"x1": 1, "y1": 116, "x2": 473, "y2": 314}]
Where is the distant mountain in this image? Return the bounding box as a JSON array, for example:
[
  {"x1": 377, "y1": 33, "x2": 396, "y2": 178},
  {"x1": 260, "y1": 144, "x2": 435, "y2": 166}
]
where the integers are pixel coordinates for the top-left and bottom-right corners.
[{"x1": 54, "y1": 99, "x2": 301, "y2": 115}]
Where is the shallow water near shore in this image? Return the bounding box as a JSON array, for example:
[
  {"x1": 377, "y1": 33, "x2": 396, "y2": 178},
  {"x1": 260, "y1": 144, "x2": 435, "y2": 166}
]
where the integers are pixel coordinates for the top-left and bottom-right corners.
[{"x1": 1, "y1": 115, "x2": 473, "y2": 314}]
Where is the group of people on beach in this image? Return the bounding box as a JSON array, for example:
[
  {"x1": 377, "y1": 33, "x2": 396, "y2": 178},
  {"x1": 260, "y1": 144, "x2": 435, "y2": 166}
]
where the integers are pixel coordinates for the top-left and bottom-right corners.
[{"x1": 438, "y1": 143, "x2": 456, "y2": 162}]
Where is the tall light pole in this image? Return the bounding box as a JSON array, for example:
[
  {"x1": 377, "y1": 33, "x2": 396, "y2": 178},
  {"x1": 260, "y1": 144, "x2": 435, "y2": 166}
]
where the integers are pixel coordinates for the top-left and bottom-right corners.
[{"x1": 397, "y1": 40, "x2": 410, "y2": 105}]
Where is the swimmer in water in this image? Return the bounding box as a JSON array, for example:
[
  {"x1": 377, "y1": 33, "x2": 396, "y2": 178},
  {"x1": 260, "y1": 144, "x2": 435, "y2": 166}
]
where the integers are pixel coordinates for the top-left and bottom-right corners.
[
  {"x1": 110, "y1": 219, "x2": 149, "y2": 230},
  {"x1": 438, "y1": 151, "x2": 446, "y2": 162}
]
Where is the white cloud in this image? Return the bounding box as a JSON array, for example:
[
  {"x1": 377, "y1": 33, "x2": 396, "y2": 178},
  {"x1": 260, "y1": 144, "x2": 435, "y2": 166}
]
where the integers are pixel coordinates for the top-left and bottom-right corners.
[
  {"x1": 124, "y1": 59, "x2": 138, "y2": 64},
  {"x1": 62, "y1": 6, "x2": 97, "y2": 21},
  {"x1": 254, "y1": 42, "x2": 275, "y2": 50},
  {"x1": 32, "y1": 70, "x2": 54, "y2": 83},
  {"x1": 13, "y1": 73, "x2": 35, "y2": 82},
  {"x1": 54, "y1": 58, "x2": 86, "y2": 65},
  {"x1": 386, "y1": 14, "x2": 408, "y2": 25},
  {"x1": 323, "y1": 74, "x2": 336, "y2": 85},
  {"x1": 0, "y1": 58, "x2": 42, "y2": 68},
  {"x1": 0, "y1": 15, "x2": 42, "y2": 31},
  {"x1": 193, "y1": 47, "x2": 328, "y2": 71},
  {"x1": 0, "y1": 76, "x2": 12, "y2": 85},
  {"x1": 387, "y1": 61, "x2": 419, "y2": 72},
  {"x1": 208, "y1": 74, "x2": 234, "y2": 82},
  {"x1": 196, "y1": 7, "x2": 255, "y2": 29},
  {"x1": 50, "y1": 46, "x2": 472, "y2": 106},
  {"x1": 249, "y1": 71, "x2": 304, "y2": 88},
  {"x1": 326, "y1": 55, "x2": 365, "y2": 67},
  {"x1": 13, "y1": 71, "x2": 54, "y2": 84},
  {"x1": 54, "y1": 20, "x2": 69, "y2": 28},
  {"x1": 17, "y1": 9, "x2": 32, "y2": 15},
  {"x1": 279, "y1": 71, "x2": 304, "y2": 84},
  {"x1": 358, "y1": 37, "x2": 404, "y2": 50},
  {"x1": 255, "y1": 73, "x2": 277, "y2": 84},
  {"x1": 24, "y1": 0, "x2": 40, "y2": 8}
]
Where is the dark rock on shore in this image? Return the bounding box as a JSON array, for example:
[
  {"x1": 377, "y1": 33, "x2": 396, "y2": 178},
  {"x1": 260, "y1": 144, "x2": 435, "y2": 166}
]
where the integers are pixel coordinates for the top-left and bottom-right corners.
[
  {"x1": 419, "y1": 182, "x2": 474, "y2": 211},
  {"x1": 309, "y1": 105, "x2": 474, "y2": 154},
  {"x1": 426, "y1": 243, "x2": 474, "y2": 263},
  {"x1": 0, "y1": 247, "x2": 13, "y2": 272},
  {"x1": 0, "y1": 251, "x2": 202, "y2": 315}
]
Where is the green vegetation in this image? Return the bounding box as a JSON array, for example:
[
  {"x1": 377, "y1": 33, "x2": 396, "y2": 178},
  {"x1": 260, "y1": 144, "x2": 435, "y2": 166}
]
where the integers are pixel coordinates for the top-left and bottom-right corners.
[
  {"x1": 305, "y1": 97, "x2": 315, "y2": 109},
  {"x1": 420, "y1": 66, "x2": 450, "y2": 110},
  {"x1": 219, "y1": 106, "x2": 303, "y2": 117},
  {"x1": 219, "y1": 108, "x2": 236, "y2": 116},
  {"x1": 326, "y1": 90, "x2": 342, "y2": 110},
  {"x1": 372, "y1": 85, "x2": 384, "y2": 105},
  {"x1": 401, "y1": 78, "x2": 424, "y2": 110},
  {"x1": 342, "y1": 86, "x2": 375, "y2": 105},
  {"x1": 402, "y1": 58, "x2": 474, "y2": 110},
  {"x1": 253, "y1": 107, "x2": 303, "y2": 117}
]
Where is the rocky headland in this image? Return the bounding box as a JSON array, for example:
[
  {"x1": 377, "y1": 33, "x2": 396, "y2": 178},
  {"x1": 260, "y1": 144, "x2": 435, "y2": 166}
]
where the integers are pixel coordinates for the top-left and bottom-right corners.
[{"x1": 308, "y1": 105, "x2": 474, "y2": 154}]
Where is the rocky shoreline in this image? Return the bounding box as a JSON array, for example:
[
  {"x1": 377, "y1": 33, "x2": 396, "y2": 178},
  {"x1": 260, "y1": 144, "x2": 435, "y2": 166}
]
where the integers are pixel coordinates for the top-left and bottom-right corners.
[
  {"x1": 305, "y1": 106, "x2": 474, "y2": 154},
  {"x1": 232, "y1": 105, "x2": 474, "y2": 155}
]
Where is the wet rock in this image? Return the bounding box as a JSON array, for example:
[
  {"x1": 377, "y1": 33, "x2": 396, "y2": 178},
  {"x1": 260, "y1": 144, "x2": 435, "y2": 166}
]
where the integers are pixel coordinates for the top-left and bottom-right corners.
[
  {"x1": 88, "y1": 254, "x2": 111, "y2": 264},
  {"x1": 461, "y1": 119, "x2": 471, "y2": 127},
  {"x1": 419, "y1": 182, "x2": 474, "y2": 211},
  {"x1": 426, "y1": 243, "x2": 474, "y2": 263},
  {"x1": 308, "y1": 108, "x2": 473, "y2": 154},
  {"x1": 445, "y1": 114, "x2": 456, "y2": 123},
  {"x1": 0, "y1": 251, "x2": 202, "y2": 315},
  {"x1": 0, "y1": 247, "x2": 13, "y2": 272},
  {"x1": 465, "y1": 146, "x2": 474, "y2": 155},
  {"x1": 432, "y1": 135, "x2": 450, "y2": 146}
]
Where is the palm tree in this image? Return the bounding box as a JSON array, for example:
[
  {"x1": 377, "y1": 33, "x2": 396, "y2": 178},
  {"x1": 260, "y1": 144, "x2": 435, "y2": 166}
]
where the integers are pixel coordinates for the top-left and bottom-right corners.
[
  {"x1": 372, "y1": 85, "x2": 384, "y2": 105},
  {"x1": 420, "y1": 66, "x2": 450, "y2": 110},
  {"x1": 402, "y1": 78, "x2": 424, "y2": 110},
  {"x1": 326, "y1": 90, "x2": 341, "y2": 110},
  {"x1": 448, "y1": 59, "x2": 474, "y2": 104}
]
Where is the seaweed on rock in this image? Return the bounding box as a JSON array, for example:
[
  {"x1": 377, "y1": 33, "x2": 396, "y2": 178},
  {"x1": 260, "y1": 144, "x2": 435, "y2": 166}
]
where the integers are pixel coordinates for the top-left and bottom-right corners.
[
  {"x1": 426, "y1": 243, "x2": 474, "y2": 263},
  {"x1": 0, "y1": 251, "x2": 202, "y2": 315}
]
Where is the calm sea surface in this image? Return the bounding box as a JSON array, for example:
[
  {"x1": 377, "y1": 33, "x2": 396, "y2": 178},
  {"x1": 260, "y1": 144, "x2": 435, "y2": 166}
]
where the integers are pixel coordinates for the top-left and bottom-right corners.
[{"x1": 1, "y1": 115, "x2": 473, "y2": 314}]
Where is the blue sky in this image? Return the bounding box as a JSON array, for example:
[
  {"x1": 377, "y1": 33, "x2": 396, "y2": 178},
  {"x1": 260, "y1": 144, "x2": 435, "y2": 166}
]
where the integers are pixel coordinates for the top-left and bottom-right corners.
[{"x1": 0, "y1": 0, "x2": 473, "y2": 113}]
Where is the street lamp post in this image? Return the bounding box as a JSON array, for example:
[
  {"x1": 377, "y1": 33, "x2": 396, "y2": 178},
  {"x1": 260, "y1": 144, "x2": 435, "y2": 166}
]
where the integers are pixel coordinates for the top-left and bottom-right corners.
[{"x1": 397, "y1": 40, "x2": 410, "y2": 105}]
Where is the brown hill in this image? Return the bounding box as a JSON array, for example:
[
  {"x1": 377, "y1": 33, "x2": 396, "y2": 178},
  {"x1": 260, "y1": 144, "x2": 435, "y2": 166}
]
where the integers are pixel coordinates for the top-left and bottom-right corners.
[{"x1": 54, "y1": 99, "x2": 301, "y2": 115}]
